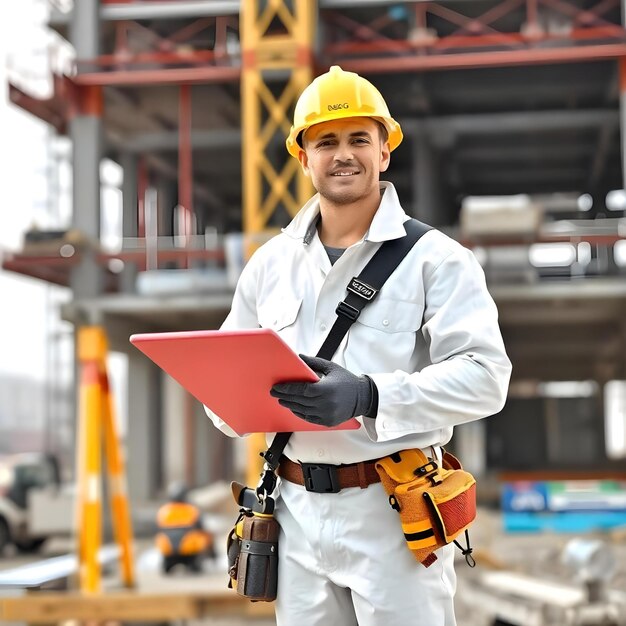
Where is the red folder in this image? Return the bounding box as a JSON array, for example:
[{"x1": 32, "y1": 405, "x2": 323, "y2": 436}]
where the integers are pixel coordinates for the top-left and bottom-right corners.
[{"x1": 130, "y1": 328, "x2": 360, "y2": 435}]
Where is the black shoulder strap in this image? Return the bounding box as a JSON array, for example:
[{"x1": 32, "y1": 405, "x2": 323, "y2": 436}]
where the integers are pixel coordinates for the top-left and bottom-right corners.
[
  {"x1": 317, "y1": 219, "x2": 432, "y2": 361},
  {"x1": 258, "y1": 219, "x2": 433, "y2": 493}
]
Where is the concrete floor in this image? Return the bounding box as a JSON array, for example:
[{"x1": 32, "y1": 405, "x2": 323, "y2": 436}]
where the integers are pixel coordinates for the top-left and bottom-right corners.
[
  {"x1": 194, "y1": 508, "x2": 626, "y2": 626},
  {"x1": 2, "y1": 508, "x2": 626, "y2": 625}
]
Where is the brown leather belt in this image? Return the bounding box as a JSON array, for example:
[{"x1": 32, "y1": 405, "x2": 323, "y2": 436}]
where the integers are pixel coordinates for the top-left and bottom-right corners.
[{"x1": 278, "y1": 455, "x2": 381, "y2": 493}]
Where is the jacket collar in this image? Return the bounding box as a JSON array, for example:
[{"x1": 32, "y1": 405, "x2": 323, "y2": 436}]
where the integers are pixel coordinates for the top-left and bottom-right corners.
[{"x1": 282, "y1": 181, "x2": 410, "y2": 244}]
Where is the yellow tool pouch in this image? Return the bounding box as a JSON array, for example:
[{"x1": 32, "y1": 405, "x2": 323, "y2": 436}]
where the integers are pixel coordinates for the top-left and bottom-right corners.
[{"x1": 375, "y1": 449, "x2": 476, "y2": 568}]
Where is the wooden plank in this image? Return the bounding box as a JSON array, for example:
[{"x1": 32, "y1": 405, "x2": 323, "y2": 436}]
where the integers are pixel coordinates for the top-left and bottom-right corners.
[{"x1": 0, "y1": 591, "x2": 275, "y2": 623}]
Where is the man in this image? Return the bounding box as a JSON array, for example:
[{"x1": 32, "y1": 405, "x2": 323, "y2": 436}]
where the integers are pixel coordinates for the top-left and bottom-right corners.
[{"x1": 205, "y1": 65, "x2": 511, "y2": 625}]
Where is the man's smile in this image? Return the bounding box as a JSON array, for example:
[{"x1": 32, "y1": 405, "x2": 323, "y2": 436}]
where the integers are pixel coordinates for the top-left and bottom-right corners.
[{"x1": 330, "y1": 170, "x2": 360, "y2": 177}]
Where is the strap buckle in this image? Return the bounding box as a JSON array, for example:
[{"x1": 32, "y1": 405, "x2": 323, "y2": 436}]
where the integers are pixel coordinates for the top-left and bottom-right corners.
[
  {"x1": 255, "y1": 462, "x2": 278, "y2": 512},
  {"x1": 335, "y1": 300, "x2": 360, "y2": 321},
  {"x1": 301, "y1": 463, "x2": 341, "y2": 493},
  {"x1": 414, "y1": 460, "x2": 442, "y2": 486}
]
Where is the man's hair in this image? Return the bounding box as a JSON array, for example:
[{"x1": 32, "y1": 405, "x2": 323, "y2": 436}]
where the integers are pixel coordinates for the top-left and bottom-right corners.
[{"x1": 374, "y1": 120, "x2": 389, "y2": 144}]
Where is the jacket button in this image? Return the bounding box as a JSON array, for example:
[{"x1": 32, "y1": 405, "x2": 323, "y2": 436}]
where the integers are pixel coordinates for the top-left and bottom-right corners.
[
  {"x1": 320, "y1": 323, "x2": 327, "y2": 331},
  {"x1": 382, "y1": 319, "x2": 389, "y2": 327}
]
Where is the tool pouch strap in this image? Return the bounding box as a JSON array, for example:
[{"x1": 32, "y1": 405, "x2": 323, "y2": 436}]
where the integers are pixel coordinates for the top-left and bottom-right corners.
[{"x1": 375, "y1": 449, "x2": 477, "y2": 568}]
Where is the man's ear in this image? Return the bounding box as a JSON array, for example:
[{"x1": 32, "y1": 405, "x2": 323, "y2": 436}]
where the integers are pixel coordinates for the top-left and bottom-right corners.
[
  {"x1": 298, "y1": 149, "x2": 310, "y2": 175},
  {"x1": 379, "y1": 141, "x2": 391, "y2": 173}
]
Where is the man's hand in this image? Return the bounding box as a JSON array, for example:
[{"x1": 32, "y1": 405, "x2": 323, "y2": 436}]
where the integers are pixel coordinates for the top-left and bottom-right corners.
[{"x1": 270, "y1": 355, "x2": 378, "y2": 427}]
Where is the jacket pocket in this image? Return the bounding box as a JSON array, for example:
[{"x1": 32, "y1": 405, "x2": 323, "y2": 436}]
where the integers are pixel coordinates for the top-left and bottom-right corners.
[
  {"x1": 344, "y1": 297, "x2": 424, "y2": 373},
  {"x1": 355, "y1": 297, "x2": 423, "y2": 333},
  {"x1": 258, "y1": 298, "x2": 302, "y2": 332}
]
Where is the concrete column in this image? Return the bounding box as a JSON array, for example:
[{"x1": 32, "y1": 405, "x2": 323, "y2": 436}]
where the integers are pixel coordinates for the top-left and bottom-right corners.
[
  {"x1": 621, "y1": 2, "x2": 626, "y2": 191},
  {"x1": 620, "y1": 58, "x2": 626, "y2": 191},
  {"x1": 162, "y1": 376, "x2": 187, "y2": 488},
  {"x1": 120, "y1": 153, "x2": 138, "y2": 293},
  {"x1": 127, "y1": 351, "x2": 162, "y2": 501},
  {"x1": 121, "y1": 154, "x2": 138, "y2": 238},
  {"x1": 158, "y1": 181, "x2": 177, "y2": 238},
  {"x1": 69, "y1": 0, "x2": 103, "y2": 298},
  {"x1": 412, "y1": 127, "x2": 443, "y2": 225},
  {"x1": 454, "y1": 420, "x2": 487, "y2": 478},
  {"x1": 194, "y1": 402, "x2": 212, "y2": 485},
  {"x1": 69, "y1": 0, "x2": 99, "y2": 59}
]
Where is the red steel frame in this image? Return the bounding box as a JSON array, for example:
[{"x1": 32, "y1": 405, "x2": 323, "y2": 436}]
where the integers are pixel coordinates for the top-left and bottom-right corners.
[
  {"x1": 3, "y1": 0, "x2": 626, "y2": 289},
  {"x1": 68, "y1": 0, "x2": 626, "y2": 84},
  {"x1": 323, "y1": 0, "x2": 626, "y2": 72},
  {"x1": 74, "y1": 15, "x2": 240, "y2": 85}
]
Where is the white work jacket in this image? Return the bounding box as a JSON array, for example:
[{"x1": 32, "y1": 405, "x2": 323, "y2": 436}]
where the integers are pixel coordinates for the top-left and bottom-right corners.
[{"x1": 205, "y1": 182, "x2": 511, "y2": 465}]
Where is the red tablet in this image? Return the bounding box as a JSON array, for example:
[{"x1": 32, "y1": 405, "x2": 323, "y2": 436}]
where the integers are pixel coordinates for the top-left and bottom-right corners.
[{"x1": 130, "y1": 328, "x2": 360, "y2": 435}]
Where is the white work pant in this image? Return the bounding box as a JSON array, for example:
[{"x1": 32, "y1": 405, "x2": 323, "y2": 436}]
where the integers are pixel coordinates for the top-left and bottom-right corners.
[{"x1": 274, "y1": 478, "x2": 457, "y2": 626}]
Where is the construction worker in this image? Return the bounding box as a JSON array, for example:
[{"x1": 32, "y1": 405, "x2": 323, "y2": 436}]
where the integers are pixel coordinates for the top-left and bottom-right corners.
[
  {"x1": 205, "y1": 66, "x2": 511, "y2": 625},
  {"x1": 155, "y1": 482, "x2": 214, "y2": 574}
]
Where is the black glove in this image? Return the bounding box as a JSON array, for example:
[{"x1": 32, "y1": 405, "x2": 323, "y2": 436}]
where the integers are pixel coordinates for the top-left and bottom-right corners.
[{"x1": 270, "y1": 355, "x2": 378, "y2": 427}]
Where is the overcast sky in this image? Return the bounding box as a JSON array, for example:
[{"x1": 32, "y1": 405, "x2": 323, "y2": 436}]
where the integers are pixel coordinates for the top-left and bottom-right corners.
[
  {"x1": 0, "y1": 2, "x2": 129, "y2": 441},
  {"x1": 0, "y1": 1, "x2": 57, "y2": 382}
]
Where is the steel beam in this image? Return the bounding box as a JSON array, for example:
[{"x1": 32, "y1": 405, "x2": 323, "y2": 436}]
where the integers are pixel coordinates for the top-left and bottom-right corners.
[
  {"x1": 8, "y1": 83, "x2": 66, "y2": 134},
  {"x1": 402, "y1": 109, "x2": 619, "y2": 138},
  {"x1": 73, "y1": 66, "x2": 241, "y2": 87},
  {"x1": 101, "y1": 1, "x2": 240, "y2": 20},
  {"x1": 50, "y1": 1, "x2": 472, "y2": 24},
  {"x1": 121, "y1": 129, "x2": 241, "y2": 153},
  {"x1": 71, "y1": 46, "x2": 626, "y2": 88},
  {"x1": 460, "y1": 167, "x2": 590, "y2": 185},
  {"x1": 338, "y1": 43, "x2": 626, "y2": 73},
  {"x1": 456, "y1": 144, "x2": 594, "y2": 162}
]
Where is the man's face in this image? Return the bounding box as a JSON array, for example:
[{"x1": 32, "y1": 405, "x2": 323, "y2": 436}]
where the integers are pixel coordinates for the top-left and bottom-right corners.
[{"x1": 298, "y1": 117, "x2": 390, "y2": 206}]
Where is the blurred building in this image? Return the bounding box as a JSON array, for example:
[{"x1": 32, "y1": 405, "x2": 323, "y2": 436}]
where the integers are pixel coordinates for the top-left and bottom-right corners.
[{"x1": 3, "y1": 0, "x2": 626, "y2": 503}]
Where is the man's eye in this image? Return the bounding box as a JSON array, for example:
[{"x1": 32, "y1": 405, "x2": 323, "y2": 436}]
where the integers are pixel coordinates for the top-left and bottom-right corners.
[
  {"x1": 353, "y1": 138, "x2": 369, "y2": 144},
  {"x1": 317, "y1": 141, "x2": 332, "y2": 147}
]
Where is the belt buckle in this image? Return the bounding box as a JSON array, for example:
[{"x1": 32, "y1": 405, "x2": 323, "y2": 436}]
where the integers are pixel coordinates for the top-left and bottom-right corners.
[{"x1": 300, "y1": 462, "x2": 341, "y2": 493}]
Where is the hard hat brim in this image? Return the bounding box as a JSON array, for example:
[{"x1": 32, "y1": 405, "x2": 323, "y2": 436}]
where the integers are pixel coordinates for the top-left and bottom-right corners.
[{"x1": 286, "y1": 113, "x2": 403, "y2": 159}]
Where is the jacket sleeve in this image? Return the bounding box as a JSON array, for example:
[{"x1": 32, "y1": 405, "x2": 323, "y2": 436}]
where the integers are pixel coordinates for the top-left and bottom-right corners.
[
  {"x1": 203, "y1": 257, "x2": 260, "y2": 437},
  {"x1": 365, "y1": 247, "x2": 511, "y2": 443}
]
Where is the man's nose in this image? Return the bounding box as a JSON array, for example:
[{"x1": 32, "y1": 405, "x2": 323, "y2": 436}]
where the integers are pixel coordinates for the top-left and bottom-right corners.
[{"x1": 334, "y1": 141, "x2": 354, "y2": 161}]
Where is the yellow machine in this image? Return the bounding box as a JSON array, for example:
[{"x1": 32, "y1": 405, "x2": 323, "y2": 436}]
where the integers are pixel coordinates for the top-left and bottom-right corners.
[{"x1": 155, "y1": 483, "x2": 214, "y2": 574}]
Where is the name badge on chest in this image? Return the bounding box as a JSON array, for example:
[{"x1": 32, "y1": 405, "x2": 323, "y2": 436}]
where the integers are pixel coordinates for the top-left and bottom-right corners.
[{"x1": 347, "y1": 277, "x2": 378, "y2": 301}]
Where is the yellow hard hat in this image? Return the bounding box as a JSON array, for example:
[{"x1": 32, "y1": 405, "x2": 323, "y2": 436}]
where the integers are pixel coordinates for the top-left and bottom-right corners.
[{"x1": 286, "y1": 65, "x2": 403, "y2": 159}]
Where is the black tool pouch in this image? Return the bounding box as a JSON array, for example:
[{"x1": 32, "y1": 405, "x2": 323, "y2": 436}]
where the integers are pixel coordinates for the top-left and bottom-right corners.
[
  {"x1": 227, "y1": 482, "x2": 279, "y2": 602},
  {"x1": 237, "y1": 511, "x2": 279, "y2": 600}
]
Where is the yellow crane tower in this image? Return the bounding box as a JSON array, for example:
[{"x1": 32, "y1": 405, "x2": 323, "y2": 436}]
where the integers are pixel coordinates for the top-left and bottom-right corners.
[{"x1": 240, "y1": 1, "x2": 316, "y2": 485}]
